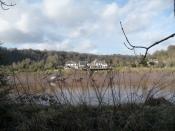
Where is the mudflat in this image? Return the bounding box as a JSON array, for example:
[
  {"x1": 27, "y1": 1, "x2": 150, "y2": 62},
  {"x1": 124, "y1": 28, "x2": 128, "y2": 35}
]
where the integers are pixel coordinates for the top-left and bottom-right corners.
[{"x1": 9, "y1": 69, "x2": 175, "y2": 93}]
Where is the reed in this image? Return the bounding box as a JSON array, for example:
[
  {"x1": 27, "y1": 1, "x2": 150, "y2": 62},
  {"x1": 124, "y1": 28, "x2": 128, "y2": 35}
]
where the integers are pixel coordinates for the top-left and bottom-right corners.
[{"x1": 1, "y1": 68, "x2": 175, "y2": 130}]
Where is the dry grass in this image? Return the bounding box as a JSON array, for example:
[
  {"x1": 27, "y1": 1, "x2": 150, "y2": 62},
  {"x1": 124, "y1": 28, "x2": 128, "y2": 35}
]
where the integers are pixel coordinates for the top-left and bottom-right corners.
[{"x1": 1, "y1": 68, "x2": 175, "y2": 130}]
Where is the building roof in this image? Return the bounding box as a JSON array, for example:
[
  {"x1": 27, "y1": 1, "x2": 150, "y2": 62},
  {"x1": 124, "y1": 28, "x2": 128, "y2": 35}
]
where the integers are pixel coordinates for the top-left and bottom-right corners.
[
  {"x1": 79, "y1": 61, "x2": 88, "y2": 65},
  {"x1": 90, "y1": 59, "x2": 107, "y2": 65},
  {"x1": 90, "y1": 59, "x2": 107, "y2": 66},
  {"x1": 65, "y1": 60, "x2": 77, "y2": 64}
]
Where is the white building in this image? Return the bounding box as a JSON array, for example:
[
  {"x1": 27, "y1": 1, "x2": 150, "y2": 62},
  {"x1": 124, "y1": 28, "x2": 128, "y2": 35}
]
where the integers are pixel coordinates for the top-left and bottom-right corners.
[
  {"x1": 147, "y1": 59, "x2": 159, "y2": 66},
  {"x1": 65, "y1": 61, "x2": 78, "y2": 69},
  {"x1": 78, "y1": 61, "x2": 88, "y2": 68},
  {"x1": 65, "y1": 59, "x2": 109, "y2": 69},
  {"x1": 89, "y1": 59, "x2": 108, "y2": 69}
]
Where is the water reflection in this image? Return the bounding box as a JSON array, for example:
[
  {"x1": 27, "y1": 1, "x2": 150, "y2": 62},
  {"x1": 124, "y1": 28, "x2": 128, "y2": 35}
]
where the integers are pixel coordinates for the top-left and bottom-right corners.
[
  {"x1": 34, "y1": 83, "x2": 175, "y2": 106},
  {"x1": 11, "y1": 71, "x2": 175, "y2": 106}
]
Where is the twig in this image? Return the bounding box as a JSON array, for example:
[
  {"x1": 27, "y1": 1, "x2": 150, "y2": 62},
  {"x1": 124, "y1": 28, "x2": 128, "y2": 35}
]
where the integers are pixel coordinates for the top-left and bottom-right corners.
[
  {"x1": 0, "y1": 0, "x2": 15, "y2": 10},
  {"x1": 120, "y1": 21, "x2": 175, "y2": 64}
]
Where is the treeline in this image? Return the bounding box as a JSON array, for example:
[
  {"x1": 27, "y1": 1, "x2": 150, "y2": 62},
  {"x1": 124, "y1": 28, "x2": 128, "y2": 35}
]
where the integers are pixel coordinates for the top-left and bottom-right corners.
[
  {"x1": 152, "y1": 45, "x2": 175, "y2": 67},
  {"x1": 1, "y1": 45, "x2": 175, "y2": 71},
  {"x1": 0, "y1": 47, "x2": 136, "y2": 71}
]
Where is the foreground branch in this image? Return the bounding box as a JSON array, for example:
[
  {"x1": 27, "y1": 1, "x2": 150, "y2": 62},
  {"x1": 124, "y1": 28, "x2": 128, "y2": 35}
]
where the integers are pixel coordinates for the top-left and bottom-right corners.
[
  {"x1": 0, "y1": 0, "x2": 15, "y2": 10},
  {"x1": 120, "y1": 21, "x2": 175, "y2": 64}
]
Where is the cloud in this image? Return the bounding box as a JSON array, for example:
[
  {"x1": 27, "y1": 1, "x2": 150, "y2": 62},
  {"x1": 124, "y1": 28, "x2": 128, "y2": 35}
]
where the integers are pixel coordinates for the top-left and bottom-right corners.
[
  {"x1": 18, "y1": 39, "x2": 98, "y2": 54},
  {"x1": 0, "y1": 0, "x2": 174, "y2": 55},
  {"x1": 0, "y1": 28, "x2": 43, "y2": 43},
  {"x1": 100, "y1": 2, "x2": 119, "y2": 31},
  {"x1": 120, "y1": 0, "x2": 172, "y2": 33},
  {"x1": 43, "y1": 0, "x2": 94, "y2": 27},
  {"x1": 0, "y1": 18, "x2": 10, "y2": 32},
  {"x1": 74, "y1": 40, "x2": 97, "y2": 53}
]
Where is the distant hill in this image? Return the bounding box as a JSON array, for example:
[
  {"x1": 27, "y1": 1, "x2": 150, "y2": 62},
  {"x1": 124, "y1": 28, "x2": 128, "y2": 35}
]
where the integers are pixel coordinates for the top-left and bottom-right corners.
[
  {"x1": 2, "y1": 45, "x2": 175, "y2": 70},
  {"x1": 0, "y1": 47, "x2": 136, "y2": 70}
]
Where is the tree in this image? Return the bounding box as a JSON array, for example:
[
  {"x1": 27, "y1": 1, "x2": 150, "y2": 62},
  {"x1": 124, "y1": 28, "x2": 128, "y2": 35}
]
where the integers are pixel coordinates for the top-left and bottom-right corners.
[
  {"x1": 120, "y1": 1, "x2": 175, "y2": 65},
  {"x1": 120, "y1": 22, "x2": 175, "y2": 65},
  {"x1": 45, "y1": 54, "x2": 59, "y2": 69},
  {"x1": 0, "y1": 0, "x2": 15, "y2": 106}
]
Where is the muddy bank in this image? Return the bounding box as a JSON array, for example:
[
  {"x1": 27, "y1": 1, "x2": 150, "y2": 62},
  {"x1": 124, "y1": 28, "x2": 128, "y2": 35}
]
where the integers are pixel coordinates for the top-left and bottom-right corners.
[{"x1": 8, "y1": 70, "x2": 175, "y2": 92}]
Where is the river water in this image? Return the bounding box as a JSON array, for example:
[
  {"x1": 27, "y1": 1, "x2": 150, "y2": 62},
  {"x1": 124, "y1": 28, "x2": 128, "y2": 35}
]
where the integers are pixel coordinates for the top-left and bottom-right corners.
[{"x1": 10, "y1": 71, "x2": 175, "y2": 105}]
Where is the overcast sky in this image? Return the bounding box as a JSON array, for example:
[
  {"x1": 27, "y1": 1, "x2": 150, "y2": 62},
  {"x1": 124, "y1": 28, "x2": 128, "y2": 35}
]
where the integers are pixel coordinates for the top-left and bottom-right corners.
[{"x1": 0, "y1": 0, "x2": 175, "y2": 55}]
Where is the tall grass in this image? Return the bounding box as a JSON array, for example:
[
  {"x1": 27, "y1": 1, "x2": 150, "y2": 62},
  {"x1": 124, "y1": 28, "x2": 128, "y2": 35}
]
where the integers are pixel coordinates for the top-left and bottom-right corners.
[{"x1": 1, "y1": 68, "x2": 175, "y2": 130}]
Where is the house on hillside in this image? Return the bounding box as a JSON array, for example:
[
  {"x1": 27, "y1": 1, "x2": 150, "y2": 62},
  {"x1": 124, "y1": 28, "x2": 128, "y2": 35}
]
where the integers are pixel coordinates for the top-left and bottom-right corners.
[
  {"x1": 147, "y1": 59, "x2": 159, "y2": 67},
  {"x1": 89, "y1": 59, "x2": 108, "y2": 69},
  {"x1": 78, "y1": 61, "x2": 88, "y2": 69},
  {"x1": 65, "y1": 59, "x2": 109, "y2": 70},
  {"x1": 65, "y1": 61, "x2": 78, "y2": 69}
]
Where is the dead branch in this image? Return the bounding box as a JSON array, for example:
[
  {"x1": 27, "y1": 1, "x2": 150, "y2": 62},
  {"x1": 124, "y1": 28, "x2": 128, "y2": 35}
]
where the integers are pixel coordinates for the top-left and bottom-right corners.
[
  {"x1": 0, "y1": 0, "x2": 15, "y2": 10},
  {"x1": 120, "y1": 21, "x2": 175, "y2": 64}
]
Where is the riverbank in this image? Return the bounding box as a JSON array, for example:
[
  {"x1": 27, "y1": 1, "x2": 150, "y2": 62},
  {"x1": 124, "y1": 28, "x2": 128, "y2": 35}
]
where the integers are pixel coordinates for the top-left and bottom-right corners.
[
  {"x1": 10, "y1": 68, "x2": 175, "y2": 90},
  {"x1": 1, "y1": 67, "x2": 175, "y2": 130},
  {"x1": 5, "y1": 68, "x2": 174, "y2": 106}
]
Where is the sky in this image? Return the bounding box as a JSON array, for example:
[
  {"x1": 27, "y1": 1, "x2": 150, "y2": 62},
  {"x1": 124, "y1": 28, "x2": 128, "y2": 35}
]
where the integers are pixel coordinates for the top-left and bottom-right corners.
[{"x1": 0, "y1": 0, "x2": 175, "y2": 55}]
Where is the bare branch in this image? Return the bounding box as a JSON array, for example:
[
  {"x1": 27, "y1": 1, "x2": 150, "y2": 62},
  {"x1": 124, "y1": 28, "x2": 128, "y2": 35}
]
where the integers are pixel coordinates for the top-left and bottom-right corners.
[
  {"x1": 120, "y1": 21, "x2": 147, "y2": 50},
  {"x1": 120, "y1": 21, "x2": 175, "y2": 64},
  {"x1": 0, "y1": 0, "x2": 15, "y2": 10},
  {"x1": 147, "y1": 33, "x2": 175, "y2": 50},
  {"x1": 120, "y1": 22, "x2": 134, "y2": 49},
  {"x1": 123, "y1": 42, "x2": 133, "y2": 50}
]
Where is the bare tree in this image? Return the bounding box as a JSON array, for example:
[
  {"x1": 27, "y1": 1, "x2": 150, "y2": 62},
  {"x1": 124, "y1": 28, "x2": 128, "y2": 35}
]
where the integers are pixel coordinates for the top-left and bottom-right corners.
[
  {"x1": 120, "y1": 0, "x2": 175, "y2": 65},
  {"x1": 0, "y1": 0, "x2": 15, "y2": 10},
  {"x1": 120, "y1": 21, "x2": 175, "y2": 64}
]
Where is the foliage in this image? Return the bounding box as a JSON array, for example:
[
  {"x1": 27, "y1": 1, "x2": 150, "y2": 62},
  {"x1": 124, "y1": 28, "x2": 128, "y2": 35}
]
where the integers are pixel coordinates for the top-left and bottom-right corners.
[
  {"x1": 2, "y1": 45, "x2": 175, "y2": 70},
  {"x1": 0, "y1": 47, "x2": 137, "y2": 71},
  {"x1": 0, "y1": 104, "x2": 175, "y2": 131},
  {"x1": 153, "y1": 45, "x2": 175, "y2": 67}
]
